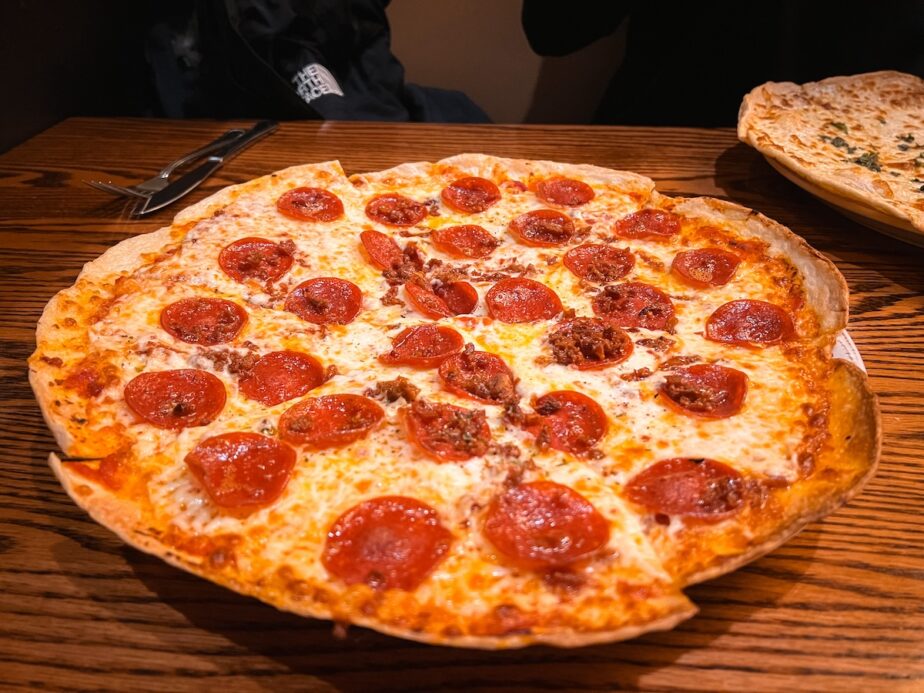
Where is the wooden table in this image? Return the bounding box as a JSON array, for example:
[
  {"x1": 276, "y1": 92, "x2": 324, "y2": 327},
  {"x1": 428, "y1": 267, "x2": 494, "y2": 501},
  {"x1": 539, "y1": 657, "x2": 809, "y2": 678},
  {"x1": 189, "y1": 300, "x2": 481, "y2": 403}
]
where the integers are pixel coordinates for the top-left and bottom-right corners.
[{"x1": 1, "y1": 118, "x2": 922, "y2": 691}]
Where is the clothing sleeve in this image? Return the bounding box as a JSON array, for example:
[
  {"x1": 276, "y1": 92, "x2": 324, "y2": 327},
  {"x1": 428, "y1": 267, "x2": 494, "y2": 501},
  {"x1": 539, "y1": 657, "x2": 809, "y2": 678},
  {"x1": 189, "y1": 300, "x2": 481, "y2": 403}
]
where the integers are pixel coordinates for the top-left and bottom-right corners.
[{"x1": 521, "y1": 1, "x2": 633, "y2": 56}]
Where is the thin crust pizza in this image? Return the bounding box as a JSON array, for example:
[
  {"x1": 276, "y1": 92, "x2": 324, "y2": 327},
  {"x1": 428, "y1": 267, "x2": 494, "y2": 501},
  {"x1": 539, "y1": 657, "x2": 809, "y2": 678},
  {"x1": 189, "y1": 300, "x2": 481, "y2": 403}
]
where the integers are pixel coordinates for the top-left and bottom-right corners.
[
  {"x1": 29, "y1": 154, "x2": 879, "y2": 648},
  {"x1": 738, "y1": 70, "x2": 924, "y2": 232}
]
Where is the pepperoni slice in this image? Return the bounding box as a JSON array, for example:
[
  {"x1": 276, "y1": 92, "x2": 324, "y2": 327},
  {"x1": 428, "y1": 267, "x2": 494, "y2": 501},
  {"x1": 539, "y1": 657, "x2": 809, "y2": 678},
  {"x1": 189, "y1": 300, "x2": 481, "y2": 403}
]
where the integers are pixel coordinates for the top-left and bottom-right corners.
[
  {"x1": 359, "y1": 229, "x2": 404, "y2": 270},
  {"x1": 380, "y1": 325, "x2": 464, "y2": 368},
  {"x1": 485, "y1": 277, "x2": 562, "y2": 323},
  {"x1": 434, "y1": 281, "x2": 478, "y2": 314},
  {"x1": 659, "y1": 364, "x2": 748, "y2": 419},
  {"x1": 438, "y1": 346, "x2": 517, "y2": 404},
  {"x1": 277, "y1": 187, "x2": 344, "y2": 222},
  {"x1": 322, "y1": 496, "x2": 452, "y2": 591},
  {"x1": 285, "y1": 277, "x2": 362, "y2": 325},
  {"x1": 279, "y1": 394, "x2": 384, "y2": 448},
  {"x1": 624, "y1": 458, "x2": 745, "y2": 522},
  {"x1": 484, "y1": 481, "x2": 609, "y2": 570},
  {"x1": 431, "y1": 225, "x2": 499, "y2": 259},
  {"x1": 185, "y1": 432, "x2": 296, "y2": 510},
  {"x1": 365, "y1": 193, "x2": 427, "y2": 227},
  {"x1": 705, "y1": 300, "x2": 795, "y2": 346},
  {"x1": 124, "y1": 369, "x2": 226, "y2": 429},
  {"x1": 238, "y1": 350, "x2": 325, "y2": 406},
  {"x1": 548, "y1": 317, "x2": 633, "y2": 370},
  {"x1": 219, "y1": 237, "x2": 294, "y2": 283},
  {"x1": 161, "y1": 298, "x2": 247, "y2": 345},
  {"x1": 405, "y1": 283, "x2": 452, "y2": 319},
  {"x1": 563, "y1": 244, "x2": 634, "y2": 282},
  {"x1": 405, "y1": 399, "x2": 492, "y2": 461},
  {"x1": 526, "y1": 391, "x2": 607, "y2": 454},
  {"x1": 508, "y1": 209, "x2": 574, "y2": 246},
  {"x1": 671, "y1": 248, "x2": 741, "y2": 288},
  {"x1": 614, "y1": 208, "x2": 681, "y2": 240},
  {"x1": 592, "y1": 281, "x2": 676, "y2": 331},
  {"x1": 441, "y1": 176, "x2": 501, "y2": 213},
  {"x1": 535, "y1": 177, "x2": 595, "y2": 207},
  {"x1": 405, "y1": 281, "x2": 478, "y2": 318}
]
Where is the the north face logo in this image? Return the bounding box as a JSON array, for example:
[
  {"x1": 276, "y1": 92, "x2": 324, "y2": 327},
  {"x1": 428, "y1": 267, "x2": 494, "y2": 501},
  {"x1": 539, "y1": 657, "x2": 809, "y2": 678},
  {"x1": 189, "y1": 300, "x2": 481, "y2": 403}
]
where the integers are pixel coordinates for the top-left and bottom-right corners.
[{"x1": 292, "y1": 63, "x2": 344, "y2": 104}]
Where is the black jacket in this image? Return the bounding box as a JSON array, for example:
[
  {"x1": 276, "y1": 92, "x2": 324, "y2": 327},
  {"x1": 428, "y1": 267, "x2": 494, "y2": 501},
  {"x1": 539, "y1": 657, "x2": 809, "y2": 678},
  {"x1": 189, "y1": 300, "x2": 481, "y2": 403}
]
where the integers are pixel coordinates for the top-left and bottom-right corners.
[{"x1": 147, "y1": 0, "x2": 489, "y2": 122}]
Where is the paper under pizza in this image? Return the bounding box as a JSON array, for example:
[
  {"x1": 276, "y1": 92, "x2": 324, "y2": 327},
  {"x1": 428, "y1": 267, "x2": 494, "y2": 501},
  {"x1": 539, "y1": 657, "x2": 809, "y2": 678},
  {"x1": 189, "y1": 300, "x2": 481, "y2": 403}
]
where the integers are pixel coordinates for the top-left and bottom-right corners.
[{"x1": 29, "y1": 154, "x2": 880, "y2": 648}]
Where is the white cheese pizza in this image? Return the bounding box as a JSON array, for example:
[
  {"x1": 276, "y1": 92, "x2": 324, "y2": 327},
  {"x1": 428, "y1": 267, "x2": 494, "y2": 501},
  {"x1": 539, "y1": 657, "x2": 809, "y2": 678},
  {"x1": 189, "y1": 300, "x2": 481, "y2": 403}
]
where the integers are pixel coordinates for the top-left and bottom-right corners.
[
  {"x1": 738, "y1": 70, "x2": 924, "y2": 233},
  {"x1": 29, "y1": 154, "x2": 879, "y2": 648}
]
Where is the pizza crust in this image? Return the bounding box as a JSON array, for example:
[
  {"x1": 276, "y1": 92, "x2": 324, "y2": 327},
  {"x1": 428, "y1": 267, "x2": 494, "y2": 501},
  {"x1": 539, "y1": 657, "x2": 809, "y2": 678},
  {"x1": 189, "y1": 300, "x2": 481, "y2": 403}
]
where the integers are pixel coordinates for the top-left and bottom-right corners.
[
  {"x1": 358, "y1": 602, "x2": 697, "y2": 649},
  {"x1": 351, "y1": 153, "x2": 657, "y2": 204},
  {"x1": 441, "y1": 153, "x2": 657, "y2": 193},
  {"x1": 738, "y1": 71, "x2": 924, "y2": 232}
]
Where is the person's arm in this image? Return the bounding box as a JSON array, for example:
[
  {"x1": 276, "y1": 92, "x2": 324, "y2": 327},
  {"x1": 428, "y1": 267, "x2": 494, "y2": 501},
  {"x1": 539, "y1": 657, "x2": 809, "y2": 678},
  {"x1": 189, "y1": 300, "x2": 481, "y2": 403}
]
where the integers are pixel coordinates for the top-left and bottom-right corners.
[{"x1": 521, "y1": 1, "x2": 633, "y2": 56}]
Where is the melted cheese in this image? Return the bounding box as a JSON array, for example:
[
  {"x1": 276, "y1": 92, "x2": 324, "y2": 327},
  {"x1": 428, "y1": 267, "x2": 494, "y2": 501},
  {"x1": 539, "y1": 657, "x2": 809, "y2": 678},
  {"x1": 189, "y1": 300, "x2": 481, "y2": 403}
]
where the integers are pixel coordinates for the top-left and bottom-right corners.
[{"x1": 49, "y1": 157, "x2": 833, "y2": 641}]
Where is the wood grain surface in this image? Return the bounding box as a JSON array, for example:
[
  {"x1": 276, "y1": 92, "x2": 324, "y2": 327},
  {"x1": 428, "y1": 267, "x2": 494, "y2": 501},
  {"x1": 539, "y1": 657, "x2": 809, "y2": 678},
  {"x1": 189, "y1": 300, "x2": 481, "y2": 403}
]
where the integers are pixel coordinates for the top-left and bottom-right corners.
[{"x1": 1, "y1": 118, "x2": 922, "y2": 692}]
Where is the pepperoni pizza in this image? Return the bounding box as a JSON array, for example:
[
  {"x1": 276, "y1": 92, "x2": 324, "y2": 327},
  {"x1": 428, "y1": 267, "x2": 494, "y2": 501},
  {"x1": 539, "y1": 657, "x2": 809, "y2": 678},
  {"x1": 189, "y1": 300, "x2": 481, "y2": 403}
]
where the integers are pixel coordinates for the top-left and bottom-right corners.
[{"x1": 29, "y1": 154, "x2": 879, "y2": 648}]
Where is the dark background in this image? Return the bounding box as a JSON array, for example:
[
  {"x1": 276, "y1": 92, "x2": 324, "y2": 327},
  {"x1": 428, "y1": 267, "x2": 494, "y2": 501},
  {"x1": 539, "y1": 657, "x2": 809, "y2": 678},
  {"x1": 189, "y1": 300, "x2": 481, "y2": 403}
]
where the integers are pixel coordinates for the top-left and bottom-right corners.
[{"x1": 2, "y1": 0, "x2": 922, "y2": 153}]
